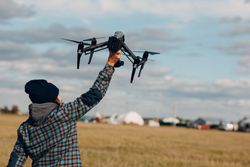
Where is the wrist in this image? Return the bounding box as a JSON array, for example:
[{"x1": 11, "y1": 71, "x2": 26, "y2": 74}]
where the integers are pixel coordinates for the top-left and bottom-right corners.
[
  {"x1": 104, "y1": 63, "x2": 115, "y2": 72},
  {"x1": 107, "y1": 60, "x2": 115, "y2": 67}
]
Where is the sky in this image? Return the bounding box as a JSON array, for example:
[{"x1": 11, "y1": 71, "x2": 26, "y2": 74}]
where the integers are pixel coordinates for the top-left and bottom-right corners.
[{"x1": 0, "y1": 0, "x2": 250, "y2": 121}]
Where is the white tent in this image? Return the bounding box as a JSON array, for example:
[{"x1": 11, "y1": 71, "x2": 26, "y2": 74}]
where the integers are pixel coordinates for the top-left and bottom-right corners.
[
  {"x1": 148, "y1": 120, "x2": 160, "y2": 127},
  {"x1": 108, "y1": 111, "x2": 144, "y2": 126},
  {"x1": 108, "y1": 114, "x2": 120, "y2": 125},
  {"x1": 94, "y1": 112, "x2": 102, "y2": 119}
]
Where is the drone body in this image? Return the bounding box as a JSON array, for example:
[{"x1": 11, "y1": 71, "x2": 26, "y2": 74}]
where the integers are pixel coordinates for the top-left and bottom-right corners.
[{"x1": 62, "y1": 31, "x2": 159, "y2": 83}]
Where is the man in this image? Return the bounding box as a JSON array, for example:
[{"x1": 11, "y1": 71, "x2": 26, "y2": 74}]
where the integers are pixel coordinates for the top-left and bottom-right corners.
[{"x1": 7, "y1": 50, "x2": 121, "y2": 167}]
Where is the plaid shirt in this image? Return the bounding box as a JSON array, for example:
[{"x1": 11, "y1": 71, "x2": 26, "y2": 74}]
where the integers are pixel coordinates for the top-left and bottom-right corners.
[{"x1": 7, "y1": 64, "x2": 115, "y2": 167}]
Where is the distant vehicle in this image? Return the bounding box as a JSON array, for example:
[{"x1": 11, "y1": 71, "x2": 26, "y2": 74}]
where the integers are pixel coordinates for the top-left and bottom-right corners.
[
  {"x1": 191, "y1": 117, "x2": 222, "y2": 130},
  {"x1": 238, "y1": 117, "x2": 250, "y2": 132},
  {"x1": 159, "y1": 117, "x2": 180, "y2": 126}
]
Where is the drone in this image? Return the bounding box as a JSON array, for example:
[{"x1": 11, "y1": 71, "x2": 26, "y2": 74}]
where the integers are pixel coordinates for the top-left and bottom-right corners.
[{"x1": 62, "y1": 31, "x2": 160, "y2": 83}]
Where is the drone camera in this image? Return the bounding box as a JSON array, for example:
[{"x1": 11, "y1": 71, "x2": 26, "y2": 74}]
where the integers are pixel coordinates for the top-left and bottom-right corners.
[{"x1": 107, "y1": 36, "x2": 123, "y2": 52}]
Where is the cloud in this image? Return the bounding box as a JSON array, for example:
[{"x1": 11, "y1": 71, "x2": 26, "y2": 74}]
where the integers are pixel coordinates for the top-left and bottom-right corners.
[
  {"x1": 0, "y1": 0, "x2": 35, "y2": 20},
  {"x1": 0, "y1": 41, "x2": 37, "y2": 60},
  {"x1": 226, "y1": 99, "x2": 250, "y2": 107},
  {"x1": 108, "y1": 77, "x2": 250, "y2": 120},
  {"x1": 215, "y1": 79, "x2": 250, "y2": 88},
  {"x1": 16, "y1": 0, "x2": 250, "y2": 22},
  {"x1": 1, "y1": 31, "x2": 249, "y2": 120},
  {"x1": 0, "y1": 24, "x2": 167, "y2": 42},
  {"x1": 217, "y1": 18, "x2": 250, "y2": 74},
  {"x1": 221, "y1": 25, "x2": 250, "y2": 37},
  {"x1": 1, "y1": 41, "x2": 250, "y2": 121},
  {"x1": 126, "y1": 27, "x2": 182, "y2": 52},
  {"x1": 216, "y1": 40, "x2": 250, "y2": 56},
  {"x1": 219, "y1": 16, "x2": 243, "y2": 24},
  {"x1": 0, "y1": 24, "x2": 182, "y2": 55},
  {"x1": 0, "y1": 24, "x2": 105, "y2": 44},
  {"x1": 1, "y1": 0, "x2": 250, "y2": 121},
  {"x1": 238, "y1": 56, "x2": 250, "y2": 73}
]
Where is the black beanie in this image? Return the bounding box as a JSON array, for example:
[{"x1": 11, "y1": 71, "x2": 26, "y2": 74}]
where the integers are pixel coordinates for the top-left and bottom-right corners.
[{"x1": 25, "y1": 79, "x2": 59, "y2": 104}]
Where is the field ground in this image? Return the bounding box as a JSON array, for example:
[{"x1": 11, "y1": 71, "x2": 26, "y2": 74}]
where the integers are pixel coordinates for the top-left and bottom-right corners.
[{"x1": 0, "y1": 114, "x2": 250, "y2": 167}]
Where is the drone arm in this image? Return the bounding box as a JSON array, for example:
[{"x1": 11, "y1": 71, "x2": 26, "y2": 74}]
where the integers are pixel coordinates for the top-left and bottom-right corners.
[
  {"x1": 121, "y1": 49, "x2": 133, "y2": 63},
  {"x1": 121, "y1": 42, "x2": 137, "y2": 60},
  {"x1": 85, "y1": 46, "x2": 108, "y2": 55},
  {"x1": 83, "y1": 41, "x2": 108, "y2": 53},
  {"x1": 92, "y1": 46, "x2": 108, "y2": 53},
  {"x1": 138, "y1": 59, "x2": 147, "y2": 66}
]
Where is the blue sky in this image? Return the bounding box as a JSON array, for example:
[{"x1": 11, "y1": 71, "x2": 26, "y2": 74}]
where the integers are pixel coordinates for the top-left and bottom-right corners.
[{"x1": 1, "y1": 0, "x2": 250, "y2": 121}]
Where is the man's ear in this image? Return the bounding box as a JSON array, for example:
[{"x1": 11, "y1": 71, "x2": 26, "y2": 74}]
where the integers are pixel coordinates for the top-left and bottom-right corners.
[{"x1": 55, "y1": 95, "x2": 62, "y2": 106}]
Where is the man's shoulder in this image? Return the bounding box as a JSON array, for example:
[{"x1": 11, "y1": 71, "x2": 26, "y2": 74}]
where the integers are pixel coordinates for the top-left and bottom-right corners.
[{"x1": 16, "y1": 120, "x2": 30, "y2": 137}]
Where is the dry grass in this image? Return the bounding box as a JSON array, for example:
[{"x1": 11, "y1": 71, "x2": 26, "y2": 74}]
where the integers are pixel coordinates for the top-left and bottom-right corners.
[{"x1": 0, "y1": 114, "x2": 250, "y2": 167}]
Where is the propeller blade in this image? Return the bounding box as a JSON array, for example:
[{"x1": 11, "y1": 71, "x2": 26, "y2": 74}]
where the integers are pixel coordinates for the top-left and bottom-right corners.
[
  {"x1": 62, "y1": 38, "x2": 81, "y2": 43},
  {"x1": 133, "y1": 50, "x2": 144, "y2": 53},
  {"x1": 82, "y1": 37, "x2": 105, "y2": 41},
  {"x1": 133, "y1": 50, "x2": 160, "y2": 55},
  {"x1": 62, "y1": 38, "x2": 90, "y2": 45},
  {"x1": 88, "y1": 50, "x2": 94, "y2": 64},
  {"x1": 135, "y1": 56, "x2": 154, "y2": 62},
  {"x1": 148, "y1": 51, "x2": 160, "y2": 55}
]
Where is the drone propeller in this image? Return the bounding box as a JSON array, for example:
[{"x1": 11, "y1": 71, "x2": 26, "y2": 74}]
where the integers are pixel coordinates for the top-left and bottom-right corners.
[
  {"x1": 86, "y1": 37, "x2": 106, "y2": 62},
  {"x1": 61, "y1": 38, "x2": 90, "y2": 45},
  {"x1": 82, "y1": 37, "x2": 105, "y2": 41},
  {"x1": 133, "y1": 50, "x2": 160, "y2": 55},
  {"x1": 137, "y1": 51, "x2": 159, "y2": 78}
]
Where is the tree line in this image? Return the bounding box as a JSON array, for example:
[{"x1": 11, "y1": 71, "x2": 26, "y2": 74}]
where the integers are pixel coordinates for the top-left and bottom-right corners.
[{"x1": 0, "y1": 105, "x2": 21, "y2": 114}]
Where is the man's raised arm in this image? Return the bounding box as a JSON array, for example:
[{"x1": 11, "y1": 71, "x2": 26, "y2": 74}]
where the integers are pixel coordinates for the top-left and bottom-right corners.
[{"x1": 61, "y1": 50, "x2": 121, "y2": 121}]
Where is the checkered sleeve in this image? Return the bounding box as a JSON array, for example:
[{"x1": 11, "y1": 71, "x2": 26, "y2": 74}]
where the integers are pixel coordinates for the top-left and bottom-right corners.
[
  {"x1": 62, "y1": 63, "x2": 115, "y2": 121},
  {"x1": 7, "y1": 130, "x2": 27, "y2": 167}
]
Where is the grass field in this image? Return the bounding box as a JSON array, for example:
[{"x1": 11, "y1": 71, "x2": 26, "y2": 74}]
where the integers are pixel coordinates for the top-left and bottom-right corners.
[{"x1": 0, "y1": 114, "x2": 250, "y2": 167}]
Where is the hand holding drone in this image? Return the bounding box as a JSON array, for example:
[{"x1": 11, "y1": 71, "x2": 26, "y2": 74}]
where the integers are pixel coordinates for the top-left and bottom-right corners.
[
  {"x1": 62, "y1": 31, "x2": 160, "y2": 83},
  {"x1": 107, "y1": 50, "x2": 122, "y2": 67}
]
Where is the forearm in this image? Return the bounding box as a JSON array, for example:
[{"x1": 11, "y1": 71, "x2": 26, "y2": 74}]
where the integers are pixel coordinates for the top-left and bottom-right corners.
[
  {"x1": 80, "y1": 63, "x2": 115, "y2": 106},
  {"x1": 91, "y1": 63, "x2": 115, "y2": 97},
  {"x1": 62, "y1": 63, "x2": 115, "y2": 121}
]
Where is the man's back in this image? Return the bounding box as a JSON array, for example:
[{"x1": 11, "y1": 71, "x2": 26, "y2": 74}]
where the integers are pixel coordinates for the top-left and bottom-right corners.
[
  {"x1": 7, "y1": 63, "x2": 116, "y2": 167},
  {"x1": 18, "y1": 103, "x2": 81, "y2": 166}
]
